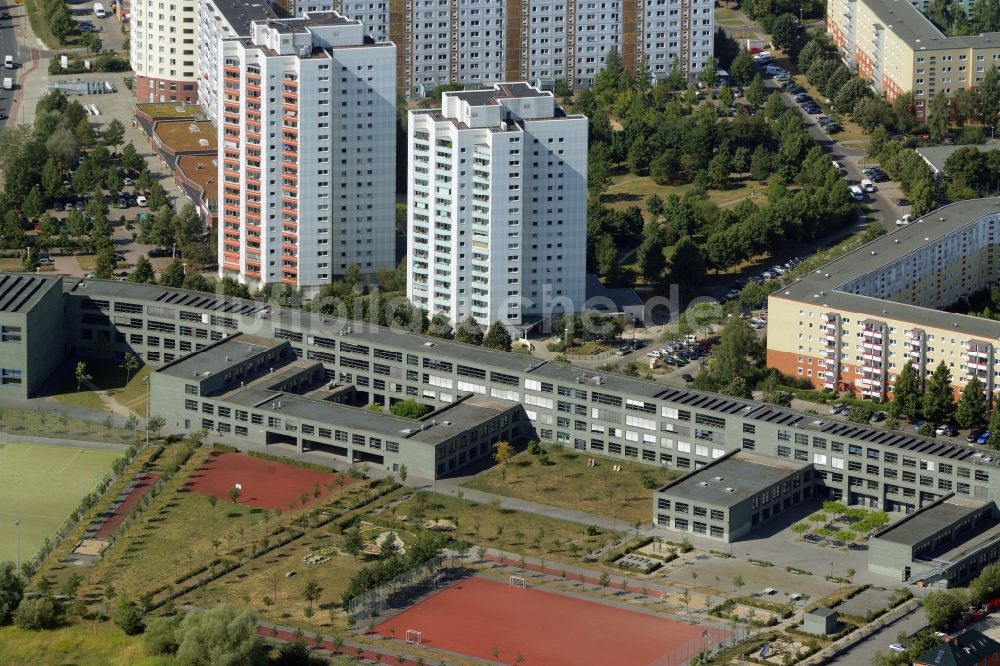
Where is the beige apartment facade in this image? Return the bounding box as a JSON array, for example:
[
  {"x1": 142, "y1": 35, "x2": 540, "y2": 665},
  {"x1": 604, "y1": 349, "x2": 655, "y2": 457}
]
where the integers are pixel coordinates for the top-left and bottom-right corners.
[
  {"x1": 827, "y1": 0, "x2": 1000, "y2": 120},
  {"x1": 767, "y1": 198, "x2": 1000, "y2": 403}
]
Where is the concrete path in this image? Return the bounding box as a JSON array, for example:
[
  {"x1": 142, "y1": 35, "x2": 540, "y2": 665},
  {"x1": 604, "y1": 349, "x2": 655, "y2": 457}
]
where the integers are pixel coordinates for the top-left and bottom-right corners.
[{"x1": 81, "y1": 378, "x2": 134, "y2": 418}]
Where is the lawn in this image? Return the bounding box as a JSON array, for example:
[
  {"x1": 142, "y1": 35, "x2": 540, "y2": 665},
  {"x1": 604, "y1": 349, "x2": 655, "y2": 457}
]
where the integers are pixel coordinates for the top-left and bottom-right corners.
[
  {"x1": 603, "y1": 175, "x2": 760, "y2": 214},
  {"x1": 0, "y1": 442, "x2": 120, "y2": 563},
  {"x1": 53, "y1": 363, "x2": 151, "y2": 417},
  {"x1": 0, "y1": 621, "x2": 174, "y2": 666},
  {"x1": 75, "y1": 255, "x2": 97, "y2": 271},
  {"x1": 462, "y1": 444, "x2": 678, "y2": 526},
  {"x1": 0, "y1": 258, "x2": 22, "y2": 271},
  {"x1": 23, "y1": 0, "x2": 84, "y2": 50}
]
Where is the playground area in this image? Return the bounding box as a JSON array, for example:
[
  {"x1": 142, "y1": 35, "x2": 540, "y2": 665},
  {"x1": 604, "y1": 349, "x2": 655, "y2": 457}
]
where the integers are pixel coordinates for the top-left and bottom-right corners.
[
  {"x1": 373, "y1": 575, "x2": 726, "y2": 666},
  {"x1": 183, "y1": 451, "x2": 349, "y2": 510},
  {"x1": 0, "y1": 442, "x2": 119, "y2": 563}
]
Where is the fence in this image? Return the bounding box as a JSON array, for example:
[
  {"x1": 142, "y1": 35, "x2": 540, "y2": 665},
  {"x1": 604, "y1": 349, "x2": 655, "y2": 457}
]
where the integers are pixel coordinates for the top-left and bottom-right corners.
[
  {"x1": 347, "y1": 556, "x2": 446, "y2": 621},
  {"x1": 0, "y1": 406, "x2": 138, "y2": 445}
]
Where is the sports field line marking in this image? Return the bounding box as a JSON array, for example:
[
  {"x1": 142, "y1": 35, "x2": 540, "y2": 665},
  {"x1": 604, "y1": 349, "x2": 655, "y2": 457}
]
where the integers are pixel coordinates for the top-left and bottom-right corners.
[
  {"x1": 59, "y1": 448, "x2": 85, "y2": 473},
  {"x1": 0, "y1": 509, "x2": 72, "y2": 520}
]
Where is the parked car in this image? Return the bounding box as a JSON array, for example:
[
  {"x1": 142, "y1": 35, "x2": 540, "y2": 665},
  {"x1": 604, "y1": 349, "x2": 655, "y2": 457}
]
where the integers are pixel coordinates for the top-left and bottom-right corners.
[
  {"x1": 913, "y1": 420, "x2": 926, "y2": 432},
  {"x1": 38, "y1": 257, "x2": 52, "y2": 266},
  {"x1": 889, "y1": 644, "x2": 907, "y2": 653},
  {"x1": 681, "y1": 373, "x2": 694, "y2": 382},
  {"x1": 896, "y1": 198, "x2": 910, "y2": 207},
  {"x1": 829, "y1": 403, "x2": 847, "y2": 415},
  {"x1": 871, "y1": 172, "x2": 889, "y2": 182},
  {"x1": 817, "y1": 115, "x2": 831, "y2": 125},
  {"x1": 978, "y1": 431, "x2": 991, "y2": 445},
  {"x1": 805, "y1": 106, "x2": 822, "y2": 114},
  {"x1": 147, "y1": 247, "x2": 172, "y2": 258},
  {"x1": 967, "y1": 429, "x2": 985, "y2": 443},
  {"x1": 647, "y1": 350, "x2": 662, "y2": 358},
  {"x1": 896, "y1": 214, "x2": 912, "y2": 226},
  {"x1": 869, "y1": 412, "x2": 886, "y2": 423},
  {"x1": 136, "y1": 195, "x2": 148, "y2": 206},
  {"x1": 123, "y1": 177, "x2": 134, "y2": 186},
  {"x1": 616, "y1": 346, "x2": 629, "y2": 356},
  {"x1": 936, "y1": 424, "x2": 958, "y2": 437},
  {"x1": 825, "y1": 122, "x2": 842, "y2": 133}
]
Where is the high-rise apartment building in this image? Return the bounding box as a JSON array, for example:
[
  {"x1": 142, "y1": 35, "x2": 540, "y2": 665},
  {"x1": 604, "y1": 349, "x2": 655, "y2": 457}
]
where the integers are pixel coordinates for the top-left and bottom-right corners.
[
  {"x1": 406, "y1": 83, "x2": 587, "y2": 326},
  {"x1": 827, "y1": 0, "x2": 1000, "y2": 120},
  {"x1": 333, "y1": 0, "x2": 715, "y2": 98},
  {"x1": 218, "y1": 12, "x2": 397, "y2": 292},
  {"x1": 130, "y1": 0, "x2": 201, "y2": 102}
]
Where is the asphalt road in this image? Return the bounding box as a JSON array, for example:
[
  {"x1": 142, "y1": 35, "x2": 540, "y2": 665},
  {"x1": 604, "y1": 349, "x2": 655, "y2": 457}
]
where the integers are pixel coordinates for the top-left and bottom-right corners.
[
  {"x1": 0, "y1": 6, "x2": 18, "y2": 128},
  {"x1": 827, "y1": 605, "x2": 927, "y2": 665}
]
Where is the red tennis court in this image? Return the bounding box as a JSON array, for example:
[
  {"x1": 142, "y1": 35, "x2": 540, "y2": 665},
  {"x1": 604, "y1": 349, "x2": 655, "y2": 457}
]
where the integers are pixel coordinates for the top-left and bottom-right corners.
[
  {"x1": 374, "y1": 576, "x2": 722, "y2": 666},
  {"x1": 184, "y1": 451, "x2": 349, "y2": 510}
]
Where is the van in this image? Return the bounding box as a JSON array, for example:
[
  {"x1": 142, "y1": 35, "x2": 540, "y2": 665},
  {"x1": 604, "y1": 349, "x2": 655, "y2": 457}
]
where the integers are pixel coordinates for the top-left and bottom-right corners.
[
  {"x1": 93, "y1": 2, "x2": 105, "y2": 17},
  {"x1": 861, "y1": 178, "x2": 875, "y2": 193},
  {"x1": 849, "y1": 185, "x2": 865, "y2": 201},
  {"x1": 764, "y1": 65, "x2": 785, "y2": 77},
  {"x1": 2, "y1": 78, "x2": 11, "y2": 90},
  {"x1": 4, "y1": 55, "x2": 12, "y2": 69}
]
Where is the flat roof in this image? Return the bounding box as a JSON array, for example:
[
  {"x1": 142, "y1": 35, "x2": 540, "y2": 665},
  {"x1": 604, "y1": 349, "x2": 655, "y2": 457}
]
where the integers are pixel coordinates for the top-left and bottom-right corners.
[
  {"x1": 176, "y1": 154, "x2": 219, "y2": 202},
  {"x1": 874, "y1": 496, "x2": 987, "y2": 547},
  {"x1": 0, "y1": 274, "x2": 60, "y2": 314},
  {"x1": 406, "y1": 397, "x2": 514, "y2": 444},
  {"x1": 153, "y1": 120, "x2": 217, "y2": 154},
  {"x1": 807, "y1": 607, "x2": 838, "y2": 618},
  {"x1": 773, "y1": 197, "x2": 1000, "y2": 340},
  {"x1": 860, "y1": 0, "x2": 1000, "y2": 50},
  {"x1": 158, "y1": 334, "x2": 282, "y2": 379},
  {"x1": 448, "y1": 82, "x2": 550, "y2": 107},
  {"x1": 135, "y1": 103, "x2": 205, "y2": 119},
  {"x1": 208, "y1": 0, "x2": 278, "y2": 35},
  {"x1": 658, "y1": 450, "x2": 809, "y2": 507}
]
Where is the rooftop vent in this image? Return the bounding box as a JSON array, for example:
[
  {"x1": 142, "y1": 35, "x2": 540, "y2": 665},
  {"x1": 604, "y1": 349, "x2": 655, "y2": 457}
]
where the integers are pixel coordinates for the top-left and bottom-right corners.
[
  {"x1": 423, "y1": 341, "x2": 435, "y2": 347},
  {"x1": 724, "y1": 487, "x2": 736, "y2": 493},
  {"x1": 697, "y1": 481, "x2": 709, "y2": 487},
  {"x1": 712, "y1": 476, "x2": 724, "y2": 482}
]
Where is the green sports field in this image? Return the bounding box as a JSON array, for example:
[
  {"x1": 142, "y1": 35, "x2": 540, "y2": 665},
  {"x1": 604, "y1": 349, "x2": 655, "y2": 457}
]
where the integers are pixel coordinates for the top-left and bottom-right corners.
[{"x1": 0, "y1": 443, "x2": 120, "y2": 565}]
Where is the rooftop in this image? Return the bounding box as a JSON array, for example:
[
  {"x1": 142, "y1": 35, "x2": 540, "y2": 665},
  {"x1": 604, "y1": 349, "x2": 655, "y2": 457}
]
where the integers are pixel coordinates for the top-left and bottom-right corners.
[
  {"x1": 158, "y1": 334, "x2": 282, "y2": 380},
  {"x1": 874, "y1": 495, "x2": 988, "y2": 547},
  {"x1": 914, "y1": 629, "x2": 1000, "y2": 666},
  {"x1": 861, "y1": 0, "x2": 1000, "y2": 50},
  {"x1": 207, "y1": 0, "x2": 279, "y2": 35},
  {"x1": 916, "y1": 144, "x2": 986, "y2": 175},
  {"x1": 657, "y1": 450, "x2": 810, "y2": 507},
  {"x1": 135, "y1": 103, "x2": 205, "y2": 120},
  {"x1": 772, "y1": 197, "x2": 1000, "y2": 340},
  {"x1": 153, "y1": 120, "x2": 217, "y2": 154},
  {"x1": 0, "y1": 274, "x2": 60, "y2": 314},
  {"x1": 176, "y1": 154, "x2": 219, "y2": 202},
  {"x1": 447, "y1": 82, "x2": 551, "y2": 107},
  {"x1": 806, "y1": 607, "x2": 838, "y2": 618}
]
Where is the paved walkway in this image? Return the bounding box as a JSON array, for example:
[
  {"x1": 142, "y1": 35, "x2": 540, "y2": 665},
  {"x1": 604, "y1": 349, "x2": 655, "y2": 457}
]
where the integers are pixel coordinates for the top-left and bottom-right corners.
[{"x1": 81, "y1": 378, "x2": 134, "y2": 418}]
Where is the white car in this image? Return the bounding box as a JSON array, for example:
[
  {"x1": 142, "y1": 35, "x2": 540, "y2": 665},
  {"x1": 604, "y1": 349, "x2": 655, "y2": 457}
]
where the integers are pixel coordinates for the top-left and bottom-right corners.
[
  {"x1": 889, "y1": 643, "x2": 907, "y2": 653},
  {"x1": 896, "y1": 214, "x2": 912, "y2": 226},
  {"x1": 123, "y1": 177, "x2": 134, "y2": 186},
  {"x1": 136, "y1": 195, "x2": 148, "y2": 207},
  {"x1": 646, "y1": 350, "x2": 663, "y2": 358}
]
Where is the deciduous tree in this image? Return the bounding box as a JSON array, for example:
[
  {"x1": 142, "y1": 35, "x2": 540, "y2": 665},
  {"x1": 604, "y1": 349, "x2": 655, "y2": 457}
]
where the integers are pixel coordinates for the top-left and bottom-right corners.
[{"x1": 956, "y1": 376, "x2": 988, "y2": 431}]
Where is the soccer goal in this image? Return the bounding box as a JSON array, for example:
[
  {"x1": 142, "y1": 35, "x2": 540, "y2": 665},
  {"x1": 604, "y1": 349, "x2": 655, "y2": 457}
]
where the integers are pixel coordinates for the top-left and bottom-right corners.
[
  {"x1": 509, "y1": 575, "x2": 527, "y2": 589},
  {"x1": 405, "y1": 630, "x2": 422, "y2": 646}
]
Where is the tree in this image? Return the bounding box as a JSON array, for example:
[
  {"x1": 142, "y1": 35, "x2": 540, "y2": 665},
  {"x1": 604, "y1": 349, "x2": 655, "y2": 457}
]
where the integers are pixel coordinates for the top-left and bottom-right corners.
[
  {"x1": 987, "y1": 405, "x2": 1000, "y2": 450},
  {"x1": 95, "y1": 246, "x2": 117, "y2": 279},
  {"x1": 647, "y1": 194, "x2": 665, "y2": 221},
  {"x1": 923, "y1": 361, "x2": 956, "y2": 424},
  {"x1": 46, "y1": 127, "x2": 79, "y2": 166},
  {"x1": 114, "y1": 594, "x2": 144, "y2": 635},
  {"x1": 0, "y1": 561, "x2": 23, "y2": 625},
  {"x1": 159, "y1": 260, "x2": 186, "y2": 288},
  {"x1": 970, "y1": 563, "x2": 1000, "y2": 606},
  {"x1": 636, "y1": 229, "x2": 667, "y2": 282},
  {"x1": 927, "y1": 93, "x2": 950, "y2": 143},
  {"x1": 698, "y1": 58, "x2": 719, "y2": 88},
  {"x1": 103, "y1": 119, "x2": 125, "y2": 153},
  {"x1": 144, "y1": 615, "x2": 180, "y2": 656},
  {"x1": 769, "y1": 13, "x2": 799, "y2": 51},
  {"x1": 668, "y1": 236, "x2": 706, "y2": 298},
  {"x1": 182, "y1": 272, "x2": 211, "y2": 292},
  {"x1": 956, "y1": 376, "x2": 988, "y2": 431},
  {"x1": 175, "y1": 603, "x2": 264, "y2": 665},
  {"x1": 455, "y1": 315, "x2": 484, "y2": 345},
  {"x1": 218, "y1": 277, "x2": 252, "y2": 299},
  {"x1": 892, "y1": 361, "x2": 921, "y2": 419},
  {"x1": 427, "y1": 313, "x2": 454, "y2": 339},
  {"x1": 924, "y1": 588, "x2": 968, "y2": 632},
  {"x1": 75, "y1": 361, "x2": 92, "y2": 392},
  {"x1": 21, "y1": 247, "x2": 38, "y2": 273},
  {"x1": 833, "y1": 77, "x2": 872, "y2": 114},
  {"x1": 732, "y1": 574, "x2": 745, "y2": 596},
  {"x1": 493, "y1": 441, "x2": 516, "y2": 482},
  {"x1": 13, "y1": 595, "x2": 57, "y2": 630},
  {"x1": 147, "y1": 415, "x2": 166, "y2": 439},
  {"x1": 483, "y1": 321, "x2": 512, "y2": 352},
  {"x1": 977, "y1": 67, "x2": 1000, "y2": 131},
  {"x1": 120, "y1": 351, "x2": 140, "y2": 385},
  {"x1": 128, "y1": 256, "x2": 156, "y2": 284},
  {"x1": 588, "y1": 142, "x2": 613, "y2": 195},
  {"x1": 302, "y1": 580, "x2": 323, "y2": 610},
  {"x1": 729, "y1": 50, "x2": 754, "y2": 86},
  {"x1": 595, "y1": 233, "x2": 619, "y2": 283},
  {"x1": 389, "y1": 399, "x2": 430, "y2": 419},
  {"x1": 746, "y1": 74, "x2": 767, "y2": 108},
  {"x1": 343, "y1": 526, "x2": 364, "y2": 559},
  {"x1": 710, "y1": 317, "x2": 761, "y2": 385},
  {"x1": 228, "y1": 485, "x2": 242, "y2": 505}
]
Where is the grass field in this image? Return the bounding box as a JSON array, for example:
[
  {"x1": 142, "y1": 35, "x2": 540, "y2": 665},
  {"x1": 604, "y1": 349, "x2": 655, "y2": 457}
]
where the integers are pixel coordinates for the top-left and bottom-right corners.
[
  {"x1": 603, "y1": 175, "x2": 759, "y2": 214},
  {"x1": 463, "y1": 444, "x2": 680, "y2": 526},
  {"x1": 0, "y1": 622, "x2": 174, "y2": 666},
  {"x1": 0, "y1": 443, "x2": 120, "y2": 563},
  {"x1": 53, "y1": 364, "x2": 151, "y2": 417}
]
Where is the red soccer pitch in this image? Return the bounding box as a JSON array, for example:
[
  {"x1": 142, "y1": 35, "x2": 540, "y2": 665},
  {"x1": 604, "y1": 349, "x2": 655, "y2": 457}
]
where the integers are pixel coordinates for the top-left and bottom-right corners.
[
  {"x1": 185, "y1": 451, "x2": 349, "y2": 510},
  {"x1": 374, "y1": 576, "x2": 724, "y2": 666}
]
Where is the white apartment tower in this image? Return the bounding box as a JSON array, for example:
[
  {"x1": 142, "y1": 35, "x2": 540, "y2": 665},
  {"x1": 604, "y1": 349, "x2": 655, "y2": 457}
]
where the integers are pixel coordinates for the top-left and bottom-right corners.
[
  {"x1": 218, "y1": 12, "x2": 397, "y2": 292},
  {"x1": 407, "y1": 83, "x2": 588, "y2": 327},
  {"x1": 131, "y1": 0, "x2": 201, "y2": 102}
]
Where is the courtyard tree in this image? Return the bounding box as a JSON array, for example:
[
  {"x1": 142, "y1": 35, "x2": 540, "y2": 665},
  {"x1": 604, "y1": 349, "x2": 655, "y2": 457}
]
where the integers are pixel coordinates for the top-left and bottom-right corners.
[
  {"x1": 483, "y1": 321, "x2": 513, "y2": 352},
  {"x1": 891, "y1": 361, "x2": 921, "y2": 420},
  {"x1": 956, "y1": 376, "x2": 988, "y2": 431},
  {"x1": 302, "y1": 581, "x2": 323, "y2": 611},
  {"x1": 924, "y1": 588, "x2": 968, "y2": 632},
  {"x1": 120, "y1": 351, "x2": 140, "y2": 385},
  {"x1": 74, "y1": 361, "x2": 92, "y2": 392},
  {"x1": 147, "y1": 415, "x2": 166, "y2": 439},
  {"x1": 923, "y1": 361, "x2": 956, "y2": 424},
  {"x1": 988, "y1": 406, "x2": 1000, "y2": 450},
  {"x1": 343, "y1": 526, "x2": 364, "y2": 560},
  {"x1": 455, "y1": 315, "x2": 484, "y2": 345},
  {"x1": 493, "y1": 441, "x2": 516, "y2": 482},
  {"x1": 228, "y1": 485, "x2": 242, "y2": 505}
]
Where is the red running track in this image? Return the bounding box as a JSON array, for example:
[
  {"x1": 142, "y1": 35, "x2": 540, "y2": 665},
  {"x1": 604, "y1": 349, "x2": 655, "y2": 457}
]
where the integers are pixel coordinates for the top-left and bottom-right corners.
[
  {"x1": 374, "y1": 576, "x2": 715, "y2": 666},
  {"x1": 92, "y1": 472, "x2": 161, "y2": 539},
  {"x1": 184, "y1": 451, "x2": 349, "y2": 510}
]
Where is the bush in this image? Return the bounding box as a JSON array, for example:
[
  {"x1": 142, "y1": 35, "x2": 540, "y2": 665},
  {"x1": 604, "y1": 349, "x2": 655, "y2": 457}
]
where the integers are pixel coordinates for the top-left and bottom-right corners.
[
  {"x1": 13, "y1": 596, "x2": 58, "y2": 630},
  {"x1": 389, "y1": 399, "x2": 431, "y2": 419},
  {"x1": 114, "y1": 596, "x2": 144, "y2": 636},
  {"x1": 144, "y1": 615, "x2": 180, "y2": 655}
]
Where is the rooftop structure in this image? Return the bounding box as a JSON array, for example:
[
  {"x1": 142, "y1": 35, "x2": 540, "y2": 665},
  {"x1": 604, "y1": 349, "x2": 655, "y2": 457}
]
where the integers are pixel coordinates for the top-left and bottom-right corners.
[
  {"x1": 657, "y1": 450, "x2": 810, "y2": 507},
  {"x1": 914, "y1": 630, "x2": 1000, "y2": 666}
]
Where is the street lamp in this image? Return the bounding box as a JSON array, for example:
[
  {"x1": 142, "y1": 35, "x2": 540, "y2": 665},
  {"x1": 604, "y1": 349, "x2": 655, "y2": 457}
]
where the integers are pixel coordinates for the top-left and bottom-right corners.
[
  {"x1": 78, "y1": 448, "x2": 84, "y2": 500},
  {"x1": 143, "y1": 376, "x2": 150, "y2": 447},
  {"x1": 13, "y1": 520, "x2": 19, "y2": 573}
]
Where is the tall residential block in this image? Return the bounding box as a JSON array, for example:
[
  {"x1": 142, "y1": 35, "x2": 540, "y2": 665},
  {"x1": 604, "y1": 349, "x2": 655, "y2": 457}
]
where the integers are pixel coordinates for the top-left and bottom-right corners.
[
  {"x1": 218, "y1": 12, "x2": 397, "y2": 292},
  {"x1": 406, "y1": 82, "x2": 587, "y2": 327},
  {"x1": 130, "y1": 0, "x2": 201, "y2": 102},
  {"x1": 333, "y1": 0, "x2": 715, "y2": 97},
  {"x1": 827, "y1": 0, "x2": 1000, "y2": 121}
]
